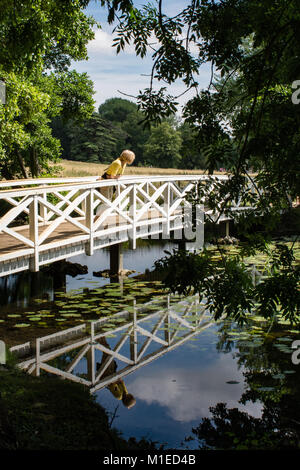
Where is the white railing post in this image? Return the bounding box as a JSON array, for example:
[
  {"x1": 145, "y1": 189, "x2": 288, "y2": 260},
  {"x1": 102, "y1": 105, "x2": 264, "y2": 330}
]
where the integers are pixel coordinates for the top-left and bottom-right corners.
[
  {"x1": 85, "y1": 188, "x2": 94, "y2": 256},
  {"x1": 149, "y1": 182, "x2": 160, "y2": 240},
  {"x1": 86, "y1": 322, "x2": 95, "y2": 384},
  {"x1": 34, "y1": 337, "x2": 40, "y2": 376},
  {"x1": 87, "y1": 345, "x2": 95, "y2": 385},
  {"x1": 165, "y1": 294, "x2": 171, "y2": 345},
  {"x1": 29, "y1": 194, "x2": 39, "y2": 272},
  {"x1": 129, "y1": 183, "x2": 136, "y2": 249},
  {"x1": 130, "y1": 300, "x2": 137, "y2": 364},
  {"x1": 81, "y1": 188, "x2": 87, "y2": 215},
  {"x1": 40, "y1": 187, "x2": 48, "y2": 225},
  {"x1": 162, "y1": 182, "x2": 170, "y2": 238},
  {"x1": 116, "y1": 181, "x2": 121, "y2": 226}
]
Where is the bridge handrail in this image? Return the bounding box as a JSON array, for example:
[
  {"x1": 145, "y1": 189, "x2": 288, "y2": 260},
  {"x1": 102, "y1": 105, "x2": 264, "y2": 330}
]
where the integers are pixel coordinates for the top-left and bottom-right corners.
[
  {"x1": 0, "y1": 174, "x2": 229, "y2": 196},
  {"x1": 0, "y1": 176, "x2": 98, "y2": 189},
  {"x1": 0, "y1": 173, "x2": 252, "y2": 276}
]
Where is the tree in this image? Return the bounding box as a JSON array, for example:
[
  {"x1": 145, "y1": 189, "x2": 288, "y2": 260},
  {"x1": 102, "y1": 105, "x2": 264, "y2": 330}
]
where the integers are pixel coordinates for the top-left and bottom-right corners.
[
  {"x1": 101, "y1": 0, "x2": 300, "y2": 324},
  {"x1": 118, "y1": 110, "x2": 151, "y2": 164},
  {"x1": 143, "y1": 121, "x2": 182, "y2": 168},
  {"x1": 179, "y1": 122, "x2": 207, "y2": 170},
  {"x1": 191, "y1": 402, "x2": 299, "y2": 450},
  {"x1": 67, "y1": 112, "x2": 119, "y2": 163},
  {"x1": 0, "y1": 72, "x2": 51, "y2": 179},
  {"x1": 98, "y1": 97, "x2": 150, "y2": 164},
  {"x1": 0, "y1": 0, "x2": 97, "y2": 178},
  {"x1": 0, "y1": 0, "x2": 95, "y2": 73},
  {"x1": 98, "y1": 97, "x2": 138, "y2": 123}
]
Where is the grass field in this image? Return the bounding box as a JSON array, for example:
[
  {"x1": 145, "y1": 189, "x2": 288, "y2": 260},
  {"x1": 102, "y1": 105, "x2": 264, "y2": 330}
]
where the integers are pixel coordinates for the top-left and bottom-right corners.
[{"x1": 55, "y1": 159, "x2": 222, "y2": 177}]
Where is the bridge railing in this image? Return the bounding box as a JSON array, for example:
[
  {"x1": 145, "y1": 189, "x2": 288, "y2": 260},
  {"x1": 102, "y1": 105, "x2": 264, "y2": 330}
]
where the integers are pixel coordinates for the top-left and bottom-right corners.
[{"x1": 0, "y1": 174, "x2": 254, "y2": 273}]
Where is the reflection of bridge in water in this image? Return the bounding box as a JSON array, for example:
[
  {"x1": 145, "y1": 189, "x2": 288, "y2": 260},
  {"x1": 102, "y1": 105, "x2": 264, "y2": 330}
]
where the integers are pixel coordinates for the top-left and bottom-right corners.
[{"x1": 10, "y1": 295, "x2": 214, "y2": 394}]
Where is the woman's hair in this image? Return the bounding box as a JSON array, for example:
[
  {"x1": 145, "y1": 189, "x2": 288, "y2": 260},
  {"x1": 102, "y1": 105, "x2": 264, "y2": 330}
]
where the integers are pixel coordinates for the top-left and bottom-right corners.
[
  {"x1": 122, "y1": 393, "x2": 136, "y2": 409},
  {"x1": 120, "y1": 150, "x2": 135, "y2": 164}
]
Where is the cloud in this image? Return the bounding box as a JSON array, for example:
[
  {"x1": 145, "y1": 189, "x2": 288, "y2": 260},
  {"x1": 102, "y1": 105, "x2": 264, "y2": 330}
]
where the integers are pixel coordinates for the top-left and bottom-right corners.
[
  {"x1": 89, "y1": 71, "x2": 202, "y2": 111},
  {"x1": 73, "y1": 50, "x2": 210, "y2": 111},
  {"x1": 88, "y1": 28, "x2": 137, "y2": 56},
  {"x1": 129, "y1": 354, "x2": 263, "y2": 423},
  {"x1": 72, "y1": 2, "x2": 213, "y2": 111},
  {"x1": 88, "y1": 29, "x2": 116, "y2": 56}
]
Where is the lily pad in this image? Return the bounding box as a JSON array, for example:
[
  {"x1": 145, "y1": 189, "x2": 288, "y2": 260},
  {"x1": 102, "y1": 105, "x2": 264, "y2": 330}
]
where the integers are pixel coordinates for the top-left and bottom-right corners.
[
  {"x1": 272, "y1": 373, "x2": 285, "y2": 380},
  {"x1": 61, "y1": 313, "x2": 82, "y2": 318},
  {"x1": 257, "y1": 387, "x2": 277, "y2": 392},
  {"x1": 239, "y1": 341, "x2": 262, "y2": 348}
]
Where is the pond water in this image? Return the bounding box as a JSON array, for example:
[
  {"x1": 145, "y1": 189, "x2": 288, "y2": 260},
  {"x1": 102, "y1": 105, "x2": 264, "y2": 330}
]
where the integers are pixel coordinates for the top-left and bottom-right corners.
[
  {"x1": 0, "y1": 238, "x2": 299, "y2": 450},
  {"x1": 91, "y1": 305, "x2": 299, "y2": 450},
  {"x1": 94, "y1": 322, "x2": 263, "y2": 449}
]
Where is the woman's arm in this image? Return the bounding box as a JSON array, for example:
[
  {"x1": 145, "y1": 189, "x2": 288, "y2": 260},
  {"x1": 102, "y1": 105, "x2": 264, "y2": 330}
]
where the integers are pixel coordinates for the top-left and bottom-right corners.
[
  {"x1": 106, "y1": 174, "x2": 121, "y2": 179},
  {"x1": 97, "y1": 174, "x2": 120, "y2": 180}
]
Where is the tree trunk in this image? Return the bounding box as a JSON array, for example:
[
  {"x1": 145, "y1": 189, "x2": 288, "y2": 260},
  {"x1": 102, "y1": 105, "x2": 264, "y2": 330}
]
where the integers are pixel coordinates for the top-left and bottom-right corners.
[
  {"x1": 30, "y1": 147, "x2": 40, "y2": 177},
  {"x1": 16, "y1": 150, "x2": 28, "y2": 178}
]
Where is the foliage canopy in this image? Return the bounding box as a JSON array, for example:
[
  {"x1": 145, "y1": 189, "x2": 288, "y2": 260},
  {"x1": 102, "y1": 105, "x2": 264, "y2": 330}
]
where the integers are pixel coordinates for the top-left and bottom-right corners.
[
  {"x1": 100, "y1": 0, "x2": 300, "y2": 324},
  {"x1": 0, "y1": 0, "x2": 97, "y2": 178}
]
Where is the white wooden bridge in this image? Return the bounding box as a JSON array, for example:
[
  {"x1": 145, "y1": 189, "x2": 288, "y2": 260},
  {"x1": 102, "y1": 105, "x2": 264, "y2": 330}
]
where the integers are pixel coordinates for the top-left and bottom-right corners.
[
  {"x1": 9, "y1": 294, "x2": 214, "y2": 393},
  {"x1": 0, "y1": 174, "x2": 248, "y2": 278}
]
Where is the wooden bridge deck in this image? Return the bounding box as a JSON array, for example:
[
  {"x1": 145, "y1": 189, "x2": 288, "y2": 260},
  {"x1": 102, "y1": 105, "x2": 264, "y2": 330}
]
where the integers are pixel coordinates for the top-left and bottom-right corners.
[
  {"x1": 0, "y1": 221, "x2": 84, "y2": 256},
  {"x1": 0, "y1": 211, "x2": 158, "y2": 257},
  {"x1": 0, "y1": 207, "x2": 172, "y2": 277}
]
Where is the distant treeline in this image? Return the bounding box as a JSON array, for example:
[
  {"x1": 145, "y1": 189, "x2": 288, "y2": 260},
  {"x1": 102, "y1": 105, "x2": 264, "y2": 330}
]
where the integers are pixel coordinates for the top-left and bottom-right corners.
[{"x1": 50, "y1": 97, "x2": 207, "y2": 169}]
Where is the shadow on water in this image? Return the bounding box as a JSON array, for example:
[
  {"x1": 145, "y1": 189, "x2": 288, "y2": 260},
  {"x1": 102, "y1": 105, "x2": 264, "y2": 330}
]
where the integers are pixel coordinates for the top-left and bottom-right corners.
[
  {"x1": 0, "y1": 239, "x2": 178, "y2": 306},
  {"x1": 0, "y1": 271, "x2": 54, "y2": 308}
]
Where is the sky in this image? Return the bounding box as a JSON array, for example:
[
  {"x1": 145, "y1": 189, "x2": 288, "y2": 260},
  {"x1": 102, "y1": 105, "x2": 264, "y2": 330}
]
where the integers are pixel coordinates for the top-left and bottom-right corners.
[{"x1": 71, "y1": 1, "x2": 212, "y2": 113}]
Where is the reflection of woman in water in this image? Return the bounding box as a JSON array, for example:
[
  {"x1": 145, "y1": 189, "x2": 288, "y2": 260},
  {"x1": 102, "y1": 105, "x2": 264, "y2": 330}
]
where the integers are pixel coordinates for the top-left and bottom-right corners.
[{"x1": 97, "y1": 337, "x2": 136, "y2": 409}]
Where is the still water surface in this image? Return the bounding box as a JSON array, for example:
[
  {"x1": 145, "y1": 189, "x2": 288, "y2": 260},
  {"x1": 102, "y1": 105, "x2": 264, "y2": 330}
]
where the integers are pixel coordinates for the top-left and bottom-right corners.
[
  {"x1": 94, "y1": 323, "x2": 263, "y2": 449},
  {"x1": 0, "y1": 239, "x2": 299, "y2": 449}
]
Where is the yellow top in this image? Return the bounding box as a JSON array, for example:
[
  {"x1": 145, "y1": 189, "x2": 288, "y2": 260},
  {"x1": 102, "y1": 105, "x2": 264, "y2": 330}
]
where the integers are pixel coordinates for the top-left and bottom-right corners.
[
  {"x1": 107, "y1": 379, "x2": 128, "y2": 400},
  {"x1": 105, "y1": 158, "x2": 126, "y2": 177}
]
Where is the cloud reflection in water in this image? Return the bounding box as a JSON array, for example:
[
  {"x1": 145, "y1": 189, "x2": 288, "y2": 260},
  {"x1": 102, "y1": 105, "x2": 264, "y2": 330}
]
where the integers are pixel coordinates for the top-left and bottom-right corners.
[{"x1": 129, "y1": 353, "x2": 263, "y2": 422}]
